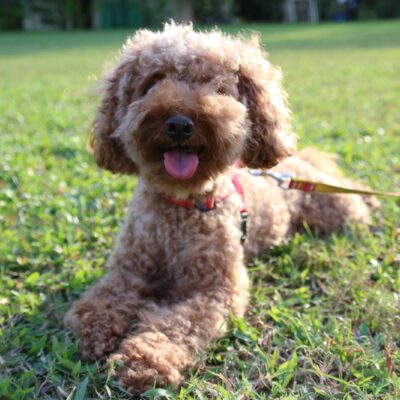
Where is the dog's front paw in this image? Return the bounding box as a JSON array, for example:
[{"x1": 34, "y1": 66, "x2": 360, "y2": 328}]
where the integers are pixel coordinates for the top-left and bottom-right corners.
[
  {"x1": 65, "y1": 301, "x2": 128, "y2": 360},
  {"x1": 110, "y1": 332, "x2": 188, "y2": 394}
]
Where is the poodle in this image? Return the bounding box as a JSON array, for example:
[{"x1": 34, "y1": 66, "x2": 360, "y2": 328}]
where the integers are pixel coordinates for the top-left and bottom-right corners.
[{"x1": 65, "y1": 23, "x2": 375, "y2": 394}]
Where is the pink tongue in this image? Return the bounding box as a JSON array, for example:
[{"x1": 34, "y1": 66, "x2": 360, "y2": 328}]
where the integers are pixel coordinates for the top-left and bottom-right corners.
[{"x1": 164, "y1": 149, "x2": 199, "y2": 180}]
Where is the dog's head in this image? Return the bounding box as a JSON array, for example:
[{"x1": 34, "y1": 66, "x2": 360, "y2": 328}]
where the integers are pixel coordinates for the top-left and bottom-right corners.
[{"x1": 91, "y1": 23, "x2": 296, "y2": 194}]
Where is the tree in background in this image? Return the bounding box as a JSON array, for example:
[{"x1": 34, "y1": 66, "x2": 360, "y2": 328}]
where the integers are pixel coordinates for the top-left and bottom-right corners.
[
  {"x1": 234, "y1": 0, "x2": 283, "y2": 22},
  {"x1": 358, "y1": 0, "x2": 400, "y2": 19},
  {"x1": 1, "y1": 0, "x2": 400, "y2": 30},
  {"x1": 0, "y1": 0, "x2": 24, "y2": 30},
  {"x1": 194, "y1": 0, "x2": 234, "y2": 24}
]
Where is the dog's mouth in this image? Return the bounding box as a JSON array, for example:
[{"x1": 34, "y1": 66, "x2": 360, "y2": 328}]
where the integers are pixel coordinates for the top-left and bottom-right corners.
[{"x1": 163, "y1": 145, "x2": 204, "y2": 180}]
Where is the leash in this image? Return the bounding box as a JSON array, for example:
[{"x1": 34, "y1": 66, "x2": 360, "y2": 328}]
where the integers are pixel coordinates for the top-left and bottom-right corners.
[
  {"x1": 248, "y1": 169, "x2": 400, "y2": 198},
  {"x1": 231, "y1": 174, "x2": 248, "y2": 243},
  {"x1": 160, "y1": 169, "x2": 398, "y2": 246}
]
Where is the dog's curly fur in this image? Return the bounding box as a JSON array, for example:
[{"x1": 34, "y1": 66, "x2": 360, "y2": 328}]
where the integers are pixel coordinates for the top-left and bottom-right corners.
[{"x1": 65, "y1": 23, "x2": 376, "y2": 394}]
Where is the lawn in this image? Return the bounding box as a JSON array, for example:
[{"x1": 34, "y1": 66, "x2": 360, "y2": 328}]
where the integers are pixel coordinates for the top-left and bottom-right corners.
[{"x1": 0, "y1": 21, "x2": 399, "y2": 399}]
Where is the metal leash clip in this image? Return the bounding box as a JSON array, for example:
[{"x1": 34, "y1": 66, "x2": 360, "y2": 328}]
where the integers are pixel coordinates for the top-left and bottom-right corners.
[{"x1": 248, "y1": 169, "x2": 294, "y2": 190}]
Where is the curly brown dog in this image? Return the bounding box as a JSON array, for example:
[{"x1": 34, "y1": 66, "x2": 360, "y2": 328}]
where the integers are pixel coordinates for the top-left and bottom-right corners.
[{"x1": 65, "y1": 23, "x2": 375, "y2": 394}]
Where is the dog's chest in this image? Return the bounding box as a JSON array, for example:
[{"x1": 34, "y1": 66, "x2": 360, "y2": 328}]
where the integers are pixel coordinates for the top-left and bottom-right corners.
[{"x1": 130, "y1": 198, "x2": 243, "y2": 289}]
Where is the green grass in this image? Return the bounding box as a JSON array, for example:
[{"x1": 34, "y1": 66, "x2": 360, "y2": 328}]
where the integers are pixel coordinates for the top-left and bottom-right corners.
[{"x1": 1, "y1": 21, "x2": 399, "y2": 399}]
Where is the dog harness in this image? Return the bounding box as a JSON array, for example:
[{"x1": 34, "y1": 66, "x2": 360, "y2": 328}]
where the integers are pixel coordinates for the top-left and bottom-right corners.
[{"x1": 159, "y1": 173, "x2": 248, "y2": 242}]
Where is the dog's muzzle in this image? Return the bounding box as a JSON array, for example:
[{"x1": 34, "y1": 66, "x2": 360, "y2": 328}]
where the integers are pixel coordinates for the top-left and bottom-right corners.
[{"x1": 165, "y1": 115, "x2": 194, "y2": 142}]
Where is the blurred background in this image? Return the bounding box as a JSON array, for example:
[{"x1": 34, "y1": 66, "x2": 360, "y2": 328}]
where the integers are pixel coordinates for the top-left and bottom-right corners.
[
  {"x1": 1, "y1": 0, "x2": 400, "y2": 31},
  {"x1": 1, "y1": 1, "x2": 399, "y2": 399}
]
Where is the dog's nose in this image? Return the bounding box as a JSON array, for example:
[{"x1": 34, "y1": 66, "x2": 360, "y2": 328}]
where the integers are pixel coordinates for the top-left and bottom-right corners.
[{"x1": 165, "y1": 115, "x2": 194, "y2": 142}]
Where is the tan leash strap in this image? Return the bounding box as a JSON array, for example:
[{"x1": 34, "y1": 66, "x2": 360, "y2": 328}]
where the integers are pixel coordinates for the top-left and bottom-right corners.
[{"x1": 248, "y1": 169, "x2": 400, "y2": 198}]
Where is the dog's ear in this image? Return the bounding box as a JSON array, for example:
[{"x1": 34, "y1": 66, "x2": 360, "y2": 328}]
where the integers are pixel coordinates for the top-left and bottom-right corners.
[
  {"x1": 238, "y1": 42, "x2": 296, "y2": 169},
  {"x1": 89, "y1": 64, "x2": 138, "y2": 174}
]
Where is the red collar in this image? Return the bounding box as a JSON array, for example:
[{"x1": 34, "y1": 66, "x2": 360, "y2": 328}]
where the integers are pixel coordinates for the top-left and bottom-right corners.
[
  {"x1": 159, "y1": 192, "x2": 216, "y2": 211},
  {"x1": 159, "y1": 173, "x2": 246, "y2": 213}
]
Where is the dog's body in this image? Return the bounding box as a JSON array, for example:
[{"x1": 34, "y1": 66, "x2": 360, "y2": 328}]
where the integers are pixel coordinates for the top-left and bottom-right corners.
[{"x1": 65, "y1": 24, "x2": 374, "y2": 393}]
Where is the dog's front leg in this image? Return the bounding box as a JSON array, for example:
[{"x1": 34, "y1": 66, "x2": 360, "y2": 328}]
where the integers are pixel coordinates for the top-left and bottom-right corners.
[
  {"x1": 110, "y1": 296, "x2": 229, "y2": 393},
  {"x1": 64, "y1": 269, "x2": 145, "y2": 360},
  {"x1": 111, "y1": 262, "x2": 249, "y2": 394}
]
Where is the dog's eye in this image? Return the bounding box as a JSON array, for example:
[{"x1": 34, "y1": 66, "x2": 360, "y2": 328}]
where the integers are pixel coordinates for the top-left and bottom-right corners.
[
  {"x1": 216, "y1": 86, "x2": 227, "y2": 95},
  {"x1": 140, "y1": 73, "x2": 165, "y2": 95}
]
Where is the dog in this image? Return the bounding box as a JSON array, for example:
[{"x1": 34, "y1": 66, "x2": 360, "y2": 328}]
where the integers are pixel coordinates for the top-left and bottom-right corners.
[{"x1": 64, "y1": 23, "x2": 375, "y2": 394}]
